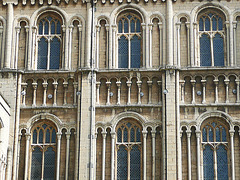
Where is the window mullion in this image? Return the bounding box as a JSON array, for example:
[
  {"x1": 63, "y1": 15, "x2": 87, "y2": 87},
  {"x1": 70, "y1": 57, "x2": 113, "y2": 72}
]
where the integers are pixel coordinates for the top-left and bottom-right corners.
[
  {"x1": 214, "y1": 148, "x2": 218, "y2": 180},
  {"x1": 41, "y1": 148, "x2": 45, "y2": 180},
  {"x1": 47, "y1": 37, "x2": 51, "y2": 70},
  {"x1": 128, "y1": 35, "x2": 131, "y2": 69},
  {"x1": 127, "y1": 146, "x2": 130, "y2": 180},
  {"x1": 210, "y1": 34, "x2": 214, "y2": 66}
]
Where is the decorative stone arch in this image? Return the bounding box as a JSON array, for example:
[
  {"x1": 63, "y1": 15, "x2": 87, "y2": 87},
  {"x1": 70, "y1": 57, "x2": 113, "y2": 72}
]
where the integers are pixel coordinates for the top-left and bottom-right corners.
[
  {"x1": 26, "y1": 113, "x2": 63, "y2": 133},
  {"x1": 195, "y1": 111, "x2": 234, "y2": 131},
  {"x1": 69, "y1": 14, "x2": 85, "y2": 26},
  {"x1": 96, "y1": 15, "x2": 110, "y2": 25},
  {"x1": 111, "y1": 111, "x2": 148, "y2": 132},
  {"x1": 232, "y1": 10, "x2": 240, "y2": 21},
  {"x1": 174, "y1": 12, "x2": 191, "y2": 24},
  {"x1": 110, "y1": 4, "x2": 148, "y2": 25},
  {"x1": 191, "y1": 2, "x2": 231, "y2": 23}
]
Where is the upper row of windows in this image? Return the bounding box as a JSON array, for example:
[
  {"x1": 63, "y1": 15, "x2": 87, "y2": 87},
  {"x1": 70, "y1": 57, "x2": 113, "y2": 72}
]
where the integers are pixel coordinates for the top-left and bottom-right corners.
[{"x1": 35, "y1": 10, "x2": 227, "y2": 70}]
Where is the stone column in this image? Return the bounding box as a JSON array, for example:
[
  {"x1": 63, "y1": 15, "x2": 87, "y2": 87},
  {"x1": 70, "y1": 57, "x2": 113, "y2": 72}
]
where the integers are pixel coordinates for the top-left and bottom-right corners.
[
  {"x1": 179, "y1": 130, "x2": 183, "y2": 180},
  {"x1": 24, "y1": 133, "x2": 30, "y2": 180},
  {"x1": 142, "y1": 131, "x2": 147, "y2": 180},
  {"x1": 116, "y1": 81, "x2": 121, "y2": 105},
  {"x1": 42, "y1": 82, "x2": 48, "y2": 106},
  {"x1": 157, "y1": 81, "x2": 162, "y2": 104},
  {"x1": 4, "y1": 3, "x2": 13, "y2": 68},
  {"x1": 201, "y1": 80, "x2": 206, "y2": 104},
  {"x1": 186, "y1": 22, "x2": 191, "y2": 67},
  {"x1": 111, "y1": 132, "x2": 115, "y2": 180},
  {"x1": 14, "y1": 26, "x2": 21, "y2": 69},
  {"x1": 158, "y1": 23, "x2": 163, "y2": 66},
  {"x1": 96, "y1": 82, "x2": 100, "y2": 105},
  {"x1": 230, "y1": 130, "x2": 235, "y2": 180},
  {"x1": 53, "y1": 82, "x2": 58, "y2": 106},
  {"x1": 213, "y1": 79, "x2": 219, "y2": 103},
  {"x1": 63, "y1": 82, "x2": 68, "y2": 105},
  {"x1": 105, "y1": 24, "x2": 110, "y2": 68},
  {"x1": 106, "y1": 81, "x2": 111, "y2": 105},
  {"x1": 65, "y1": 132, "x2": 71, "y2": 180},
  {"x1": 149, "y1": 23, "x2": 153, "y2": 68},
  {"x1": 233, "y1": 21, "x2": 237, "y2": 65},
  {"x1": 142, "y1": 23, "x2": 146, "y2": 67},
  {"x1": 224, "y1": 79, "x2": 230, "y2": 103},
  {"x1": 179, "y1": 80, "x2": 185, "y2": 103},
  {"x1": 56, "y1": 133, "x2": 62, "y2": 180},
  {"x1": 225, "y1": 22, "x2": 230, "y2": 66},
  {"x1": 190, "y1": 80, "x2": 196, "y2": 104},
  {"x1": 102, "y1": 132, "x2": 107, "y2": 180},
  {"x1": 96, "y1": 24, "x2": 100, "y2": 69},
  {"x1": 21, "y1": 83, "x2": 27, "y2": 106},
  {"x1": 236, "y1": 80, "x2": 240, "y2": 103},
  {"x1": 31, "y1": 26, "x2": 37, "y2": 69},
  {"x1": 196, "y1": 130, "x2": 201, "y2": 180},
  {"x1": 73, "y1": 82, "x2": 78, "y2": 105},
  {"x1": 147, "y1": 81, "x2": 152, "y2": 104},
  {"x1": 24, "y1": 26, "x2": 29, "y2": 69},
  {"x1": 186, "y1": 130, "x2": 191, "y2": 180},
  {"x1": 112, "y1": 25, "x2": 117, "y2": 68},
  {"x1": 127, "y1": 81, "x2": 132, "y2": 105},
  {"x1": 176, "y1": 22, "x2": 181, "y2": 66},
  {"x1": 137, "y1": 81, "x2": 142, "y2": 104},
  {"x1": 68, "y1": 25, "x2": 74, "y2": 69},
  {"x1": 32, "y1": 82, "x2": 37, "y2": 107},
  {"x1": 151, "y1": 130, "x2": 156, "y2": 180}
]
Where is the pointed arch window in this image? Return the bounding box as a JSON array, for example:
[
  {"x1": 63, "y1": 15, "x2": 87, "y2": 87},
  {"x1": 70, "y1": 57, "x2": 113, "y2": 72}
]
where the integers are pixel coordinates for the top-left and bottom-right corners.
[
  {"x1": 31, "y1": 121, "x2": 57, "y2": 179},
  {"x1": 37, "y1": 15, "x2": 62, "y2": 70},
  {"x1": 198, "y1": 11, "x2": 225, "y2": 67},
  {"x1": 116, "y1": 120, "x2": 142, "y2": 180},
  {"x1": 117, "y1": 12, "x2": 142, "y2": 69},
  {"x1": 202, "y1": 121, "x2": 229, "y2": 179}
]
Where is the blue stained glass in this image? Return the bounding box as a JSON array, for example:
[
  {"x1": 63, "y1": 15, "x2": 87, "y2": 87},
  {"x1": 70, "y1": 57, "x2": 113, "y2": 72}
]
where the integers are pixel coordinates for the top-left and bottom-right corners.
[
  {"x1": 130, "y1": 145, "x2": 141, "y2": 180},
  {"x1": 216, "y1": 127, "x2": 220, "y2": 142},
  {"x1": 208, "y1": 13, "x2": 213, "y2": 18},
  {"x1": 37, "y1": 38, "x2": 48, "y2": 69},
  {"x1": 199, "y1": 18, "x2": 204, "y2": 31},
  {"x1": 202, "y1": 128, "x2": 207, "y2": 142},
  {"x1": 47, "y1": 16, "x2": 52, "y2": 21},
  {"x1": 131, "y1": 35, "x2": 141, "y2": 68},
  {"x1": 46, "y1": 129, "x2": 50, "y2": 143},
  {"x1": 44, "y1": 147, "x2": 55, "y2": 179},
  {"x1": 44, "y1": 22, "x2": 49, "y2": 35},
  {"x1": 131, "y1": 20, "x2": 135, "y2": 33},
  {"x1": 118, "y1": 20, "x2": 123, "y2": 33},
  {"x1": 203, "y1": 145, "x2": 214, "y2": 180},
  {"x1": 127, "y1": 122, "x2": 132, "y2": 128},
  {"x1": 213, "y1": 33, "x2": 224, "y2": 66},
  {"x1": 200, "y1": 34, "x2": 211, "y2": 66},
  {"x1": 136, "y1": 128, "x2": 141, "y2": 142},
  {"x1": 136, "y1": 19, "x2": 141, "y2": 32},
  {"x1": 218, "y1": 17, "x2": 223, "y2": 30},
  {"x1": 205, "y1": 18, "x2": 210, "y2": 31},
  {"x1": 33, "y1": 129, "x2": 37, "y2": 143},
  {"x1": 124, "y1": 19, "x2": 128, "y2": 33},
  {"x1": 42, "y1": 124, "x2": 47, "y2": 129},
  {"x1": 117, "y1": 128, "x2": 122, "y2": 142},
  {"x1": 52, "y1": 129, "x2": 56, "y2": 143},
  {"x1": 39, "y1": 21, "x2": 43, "y2": 35},
  {"x1": 118, "y1": 36, "x2": 128, "y2": 68},
  {"x1": 211, "y1": 122, "x2": 216, "y2": 127},
  {"x1": 56, "y1": 21, "x2": 61, "y2": 34},
  {"x1": 209, "y1": 128, "x2": 213, "y2": 142},
  {"x1": 212, "y1": 17, "x2": 217, "y2": 31},
  {"x1": 217, "y1": 145, "x2": 228, "y2": 180},
  {"x1": 127, "y1": 15, "x2": 132, "y2": 20},
  {"x1": 31, "y1": 147, "x2": 42, "y2": 180},
  {"x1": 222, "y1": 127, "x2": 227, "y2": 142},
  {"x1": 130, "y1": 128, "x2": 135, "y2": 142},
  {"x1": 39, "y1": 129, "x2": 43, "y2": 143},
  {"x1": 117, "y1": 146, "x2": 128, "y2": 180},
  {"x1": 51, "y1": 21, "x2": 55, "y2": 34},
  {"x1": 123, "y1": 128, "x2": 128, "y2": 142},
  {"x1": 50, "y1": 37, "x2": 60, "y2": 69}
]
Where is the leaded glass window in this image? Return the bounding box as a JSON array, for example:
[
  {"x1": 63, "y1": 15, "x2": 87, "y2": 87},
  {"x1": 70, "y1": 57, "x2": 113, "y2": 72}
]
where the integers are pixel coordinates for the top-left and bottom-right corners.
[
  {"x1": 31, "y1": 121, "x2": 57, "y2": 179},
  {"x1": 37, "y1": 15, "x2": 62, "y2": 70},
  {"x1": 198, "y1": 11, "x2": 225, "y2": 67},
  {"x1": 116, "y1": 120, "x2": 142, "y2": 180},
  {"x1": 117, "y1": 12, "x2": 142, "y2": 69},
  {"x1": 202, "y1": 121, "x2": 229, "y2": 179}
]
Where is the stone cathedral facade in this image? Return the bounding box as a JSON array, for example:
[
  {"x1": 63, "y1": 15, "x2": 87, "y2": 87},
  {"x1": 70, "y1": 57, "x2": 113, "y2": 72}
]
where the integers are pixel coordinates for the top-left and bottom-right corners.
[{"x1": 1, "y1": 0, "x2": 240, "y2": 179}]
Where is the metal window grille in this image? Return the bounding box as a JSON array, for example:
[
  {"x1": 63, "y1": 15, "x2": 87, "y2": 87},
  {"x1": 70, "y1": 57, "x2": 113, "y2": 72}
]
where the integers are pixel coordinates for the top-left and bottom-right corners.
[
  {"x1": 203, "y1": 145, "x2": 214, "y2": 180},
  {"x1": 217, "y1": 145, "x2": 228, "y2": 180},
  {"x1": 44, "y1": 147, "x2": 55, "y2": 179}
]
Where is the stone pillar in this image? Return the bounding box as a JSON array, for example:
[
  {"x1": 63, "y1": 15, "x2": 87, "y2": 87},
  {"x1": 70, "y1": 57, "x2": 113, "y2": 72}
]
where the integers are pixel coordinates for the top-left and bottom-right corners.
[
  {"x1": 105, "y1": 24, "x2": 110, "y2": 68},
  {"x1": 68, "y1": 25, "x2": 74, "y2": 69},
  {"x1": 236, "y1": 80, "x2": 240, "y2": 103},
  {"x1": 65, "y1": 132, "x2": 71, "y2": 180},
  {"x1": 158, "y1": 23, "x2": 163, "y2": 66},
  {"x1": 149, "y1": 23, "x2": 153, "y2": 68},
  {"x1": 151, "y1": 130, "x2": 156, "y2": 180},
  {"x1": 142, "y1": 131, "x2": 147, "y2": 180},
  {"x1": 56, "y1": 133, "x2": 62, "y2": 180},
  {"x1": 4, "y1": 3, "x2": 13, "y2": 68},
  {"x1": 196, "y1": 130, "x2": 201, "y2": 180},
  {"x1": 116, "y1": 81, "x2": 121, "y2": 105},
  {"x1": 102, "y1": 132, "x2": 107, "y2": 180},
  {"x1": 32, "y1": 82, "x2": 37, "y2": 106},
  {"x1": 230, "y1": 130, "x2": 235, "y2": 180},
  {"x1": 106, "y1": 81, "x2": 111, "y2": 105},
  {"x1": 53, "y1": 82, "x2": 58, "y2": 106},
  {"x1": 213, "y1": 79, "x2": 219, "y2": 103},
  {"x1": 96, "y1": 24, "x2": 100, "y2": 69},
  {"x1": 224, "y1": 79, "x2": 230, "y2": 103},
  {"x1": 21, "y1": 83, "x2": 27, "y2": 106},
  {"x1": 201, "y1": 80, "x2": 206, "y2": 104},
  {"x1": 112, "y1": 25, "x2": 117, "y2": 68},
  {"x1": 63, "y1": 82, "x2": 68, "y2": 105},
  {"x1": 233, "y1": 21, "x2": 237, "y2": 65},
  {"x1": 137, "y1": 81, "x2": 142, "y2": 104},
  {"x1": 24, "y1": 133, "x2": 30, "y2": 180},
  {"x1": 96, "y1": 82, "x2": 100, "y2": 105},
  {"x1": 111, "y1": 132, "x2": 115, "y2": 180},
  {"x1": 176, "y1": 22, "x2": 181, "y2": 66},
  {"x1": 14, "y1": 26, "x2": 21, "y2": 69},
  {"x1": 186, "y1": 22, "x2": 191, "y2": 67},
  {"x1": 24, "y1": 26, "x2": 29, "y2": 69},
  {"x1": 142, "y1": 23, "x2": 146, "y2": 68},
  {"x1": 127, "y1": 81, "x2": 132, "y2": 105},
  {"x1": 73, "y1": 82, "x2": 78, "y2": 105},
  {"x1": 157, "y1": 81, "x2": 162, "y2": 104},
  {"x1": 179, "y1": 80, "x2": 185, "y2": 103},
  {"x1": 42, "y1": 82, "x2": 48, "y2": 106},
  {"x1": 147, "y1": 81, "x2": 152, "y2": 104},
  {"x1": 190, "y1": 80, "x2": 196, "y2": 104},
  {"x1": 186, "y1": 130, "x2": 191, "y2": 180}
]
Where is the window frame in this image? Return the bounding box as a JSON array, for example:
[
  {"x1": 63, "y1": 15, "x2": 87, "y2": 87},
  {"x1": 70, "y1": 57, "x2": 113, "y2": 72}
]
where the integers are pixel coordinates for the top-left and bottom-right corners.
[
  {"x1": 36, "y1": 13, "x2": 63, "y2": 70},
  {"x1": 117, "y1": 12, "x2": 142, "y2": 69},
  {"x1": 115, "y1": 120, "x2": 143, "y2": 180},
  {"x1": 201, "y1": 120, "x2": 230, "y2": 179},
  {"x1": 30, "y1": 121, "x2": 57, "y2": 179},
  {"x1": 197, "y1": 10, "x2": 226, "y2": 67}
]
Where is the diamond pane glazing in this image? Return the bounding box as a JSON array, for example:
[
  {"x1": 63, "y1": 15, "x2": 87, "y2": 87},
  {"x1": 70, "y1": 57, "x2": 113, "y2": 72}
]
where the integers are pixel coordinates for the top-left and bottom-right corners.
[
  {"x1": 50, "y1": 37, "x2": 60, "y2": 69},
  {"x1": 130, "y1": 145, "x2": 141, "y2": 180},
  {"x1": 217, "y1": 145, "x2": 228, "y2": 180},
  {"x1": 31, "y1": 147, "x2": 42, "y2": 180},
  {"x1": 118, "y1": 36, "x2": 128, "y2": 68},
  {"x1": 117, "y1": 146, "x2": 128, "y2": 180},
  {"x1": 213, "y1": 33, "x2": 224, "y2": 66},
  {"x1": 203, "y1": 145, "x2": 214, "y2": 180},
  {"x1": 200, "y1": 34, "x2": 211, "y2": 66},
  {"x1": 131, "y1": 35, "x2": 141, "y2": 68},
  {"x1": 44, "y1": 147, "x2": 55, "y2": 179}
]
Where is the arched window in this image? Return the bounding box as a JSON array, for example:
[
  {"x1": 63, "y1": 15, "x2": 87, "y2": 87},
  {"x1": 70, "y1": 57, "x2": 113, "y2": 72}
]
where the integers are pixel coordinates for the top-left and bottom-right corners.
[
  {"x1": 201, "y1": 121, "x2": 229, "y2": 179},
  {"x1": 37, "y1": 14, "x2": 62, "y2": 70},
  {"x1": 31, "y1": 121, "x2": 57, "y2": 179},
  {"x1": 198, "y1": 11, "x2": 225, "y2": 67},
  {"x1": 116, "y1": 120, "x2": 142, "y2": 179},
  {"x1": 117, "y1": 12, "x2": 142, "y2": 69}
]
